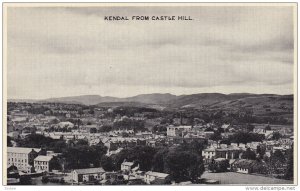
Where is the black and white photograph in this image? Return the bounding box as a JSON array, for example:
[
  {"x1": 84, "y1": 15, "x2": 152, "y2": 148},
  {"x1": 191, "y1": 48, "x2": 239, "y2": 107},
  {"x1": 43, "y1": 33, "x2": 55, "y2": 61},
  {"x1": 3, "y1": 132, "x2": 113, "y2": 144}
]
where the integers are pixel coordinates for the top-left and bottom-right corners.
[{"x1": 2, "y1": 2, "x2": 297, "y2": 187}]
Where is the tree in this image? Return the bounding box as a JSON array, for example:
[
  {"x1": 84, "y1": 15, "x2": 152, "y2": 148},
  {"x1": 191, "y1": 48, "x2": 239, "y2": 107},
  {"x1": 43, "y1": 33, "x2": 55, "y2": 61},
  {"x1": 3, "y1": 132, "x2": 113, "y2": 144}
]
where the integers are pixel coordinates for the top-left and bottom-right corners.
[
  {"x1": 152, "y1": 148, "x2": 169, "y2": 172},
  {"x1": 61, "y1": 143, "x2": 107, "y2": 170},
  {"x1": 246, "y1": 124, "x2": 255, "y2": 132},
  {"x1": 256, "y1": 145, "x2": 266, "y2": 159},
  {"x1": 164, "y1": 150, "x2": 204, "y2": 183},
  {"x1": 271, "y1": 150, "x2": 285, "y2": 163},
  {"x1": 121, "y1": 132, "x2": 129, "y2": 137},
  {"x1": 210, "y1": 131, "x2": 222, "y2": 141},
  {"x1": 265, "y1": 125, "x2": 271, "y2": 131},
  {"x1": 208, "y1": 159, "x2": 229, "y2": 173},
  {"x1": 272, "y1": 132, "x2": 282, "y2": 140},
  {"x1": 90, "y1": 128, "x2": 97, "y2": 134},
  {"x1": 99, "y1": 125, "x2": 112, "y2": 132},
  {"x1": 7, "y1": 136, "x2": 13, "y2": 147},
  {"x1": 285, "y1": 147, "x2": 294, "y2": 180},
  {"x1": 49, "y1": 157, "x2": 62, "y2": 171},
  {"x1": 241, "y1": 148, "x2": 256, "y2": 160},
  {"x1": 229, "y1": 132, "x2": 264, "y2": 144},
  {"x1": 269, "y1": 150, "x2": 286, "y2": 175},
  {"x1": 100, "y1": 155, "x2": 114, "y2": 171}
]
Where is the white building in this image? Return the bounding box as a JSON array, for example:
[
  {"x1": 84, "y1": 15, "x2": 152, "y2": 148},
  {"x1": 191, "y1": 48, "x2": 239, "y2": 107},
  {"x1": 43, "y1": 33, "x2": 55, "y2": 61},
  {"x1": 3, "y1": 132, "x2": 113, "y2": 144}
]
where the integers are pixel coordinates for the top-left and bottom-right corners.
[
  {"x1": 7, "y1": 147, "x2": 40, "y2": 172},
  {"x1": 144, "y1": 171, "x2": 170, "y2": 184},
  {"x1": 34, "y1": 155, "x2": 54, "y2": 172},
  {"x1": 72, "y1": 168, "x2": 105, "y2": 183},
  {"x1": 167, "y1": 125, "x2": 192, "y2": 137},
  {"x1": 121, "y1": 161, "x2": 134, "y2": 172},
  {"x1": 202, "y1": 147, "x2": 216, "y2": 160}
]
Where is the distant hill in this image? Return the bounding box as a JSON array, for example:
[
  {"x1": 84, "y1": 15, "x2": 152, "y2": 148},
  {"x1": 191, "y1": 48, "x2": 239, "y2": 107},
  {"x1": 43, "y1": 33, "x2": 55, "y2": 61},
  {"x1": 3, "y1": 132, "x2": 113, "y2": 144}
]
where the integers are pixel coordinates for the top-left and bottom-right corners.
[
  {"x1": 166, "y1": 93, "x2": 281, "y2": 108},
  {"x1": 123, "y1": 93, "x2": 177, "y2": 104},
  {"x1": 9, "y1": 93, "x2": 293, "y2": 115},
  {"x1": 96, "y1": 101, "x2": 151, "y2": 108},
  {"x1": 40, "y1": 95, "x2": 120, "y2": 105}
]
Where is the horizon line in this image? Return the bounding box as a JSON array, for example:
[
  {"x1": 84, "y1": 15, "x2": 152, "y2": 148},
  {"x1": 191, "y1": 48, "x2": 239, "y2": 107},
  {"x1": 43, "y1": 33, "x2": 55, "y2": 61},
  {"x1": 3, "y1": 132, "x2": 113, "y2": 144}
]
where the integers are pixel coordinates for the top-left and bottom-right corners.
[{"x1": 8, "y1": 92, "x2": 294, "y2": 101}]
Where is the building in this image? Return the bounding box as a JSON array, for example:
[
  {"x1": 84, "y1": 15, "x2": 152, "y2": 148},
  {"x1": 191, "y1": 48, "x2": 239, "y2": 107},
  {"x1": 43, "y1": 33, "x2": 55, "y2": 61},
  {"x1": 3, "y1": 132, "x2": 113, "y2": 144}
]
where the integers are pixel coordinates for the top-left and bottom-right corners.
[
  {"x1": 144, "y1": 171, "x2": 170, "y2": 184},
  {"x1": 231, "y1": 159, "x2": 258, "y2": 174},
  {"x1": 202, "y1": 145, "x2": 243, "y2": 163},
  {"x1": 202, "y1": 147, "x2": 216, "y2": 161},
  {"x1": 7, "y1": 147, "x2": 40, "y2": 173},
  {"x1": 34, "y1": 155, "x2": 54, "y2": 172},
  {"x1": 121, "y1": 161, "x2": 134, "y2": 172},
  {"x1": 167, "y1": 125, "x2": 192, "y2": 137},
  {"x1": 72, "y1": 167, "x2": 105, "y2": 184}
]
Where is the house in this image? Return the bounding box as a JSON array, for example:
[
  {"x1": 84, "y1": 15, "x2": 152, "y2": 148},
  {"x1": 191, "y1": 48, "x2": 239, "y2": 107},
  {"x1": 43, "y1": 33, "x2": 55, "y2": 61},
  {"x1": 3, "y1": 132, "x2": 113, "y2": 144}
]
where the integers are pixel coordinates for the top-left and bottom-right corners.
[
  {"x1": 144, "y1": 171, "x2": 170, "y2": 184},
  {"x1": 72, "y1": 167, "x2": 105, "y2": 184},
  {"x1": 202, "y1": 147, "x2": 216, "y2": 162},
  {"x1": 202, "y1": 145, "x2": 243, "y2": 163},
  {"x1": 221, "y1": 124, "x2": 230, "y2": 130},
  {"x1": 167, "y1": 125, "x2": 192, "y2": 137},
  {"x1": 231, "y1": 159, "x2": 257, "y2": 174},
  {"x1": 121, "y1": 161, "x2": 134, "y2": 172},
  {"x1": 101, "y1": 172, "x2": 125, "y2": 185},
  {"x1": 132, "y1": 170, "x2": 145, "y2": 179},
  {"x1": 57, "y1": 121, "x2": 74, "y2": 129},
  {"x1": 34, "y1": 155, "x2": 54, "y2": 172},
  {"x1": 7, "y1": 147, "x2": 40, "y2": 173}
]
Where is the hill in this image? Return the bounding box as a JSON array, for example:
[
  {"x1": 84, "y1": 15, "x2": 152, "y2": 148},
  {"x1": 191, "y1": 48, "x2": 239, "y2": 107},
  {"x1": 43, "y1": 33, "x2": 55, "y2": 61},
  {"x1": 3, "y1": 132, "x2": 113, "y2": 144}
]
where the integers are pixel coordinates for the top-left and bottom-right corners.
[{"x1": 9, "y1": 93, "x2": 293, "y2": 116}]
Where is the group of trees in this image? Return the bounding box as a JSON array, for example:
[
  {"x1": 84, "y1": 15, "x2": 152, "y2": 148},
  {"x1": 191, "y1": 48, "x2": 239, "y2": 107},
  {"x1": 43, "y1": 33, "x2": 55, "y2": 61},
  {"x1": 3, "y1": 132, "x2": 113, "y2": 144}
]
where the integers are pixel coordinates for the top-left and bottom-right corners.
[
  {"x1": 113, "y1": 118, "x2": 146, "y2": 132},
  {"x1": 100, "y1": 140, "x2": 205, "y2": 183},
  {"x1": 151, "y1": 125, "x2": 167, "y2": 133},
  {"x1": 61, "y1": 140, "x2": 107, "y2": 169},
  {"x1": 208, "y1": 159, "x2": 229, "y2": 173},
  {"x1": 220, "y1": 132, "x2": 265, "y2": 144}
]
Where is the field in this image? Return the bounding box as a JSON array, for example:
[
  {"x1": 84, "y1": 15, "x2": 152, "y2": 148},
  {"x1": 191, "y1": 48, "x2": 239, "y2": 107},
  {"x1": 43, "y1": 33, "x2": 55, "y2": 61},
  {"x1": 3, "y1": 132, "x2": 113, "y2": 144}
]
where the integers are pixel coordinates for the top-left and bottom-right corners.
[{"x1": 201, "y1": 172, "x2": 293, "y2": 185}]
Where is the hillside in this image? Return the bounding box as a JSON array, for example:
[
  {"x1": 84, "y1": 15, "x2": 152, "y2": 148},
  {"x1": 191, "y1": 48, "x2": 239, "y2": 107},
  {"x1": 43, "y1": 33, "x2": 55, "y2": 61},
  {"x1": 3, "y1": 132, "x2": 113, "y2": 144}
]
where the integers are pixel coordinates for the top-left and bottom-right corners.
[
  {"x1": 9, "y1": 93, "x2": 293, "y2": 116},
  {"x1": 123, "y1": 93, "x2": 177, "y2": 104},
  {"x1": 42, "y1": 95, "x2": 119, "y2": 105}
]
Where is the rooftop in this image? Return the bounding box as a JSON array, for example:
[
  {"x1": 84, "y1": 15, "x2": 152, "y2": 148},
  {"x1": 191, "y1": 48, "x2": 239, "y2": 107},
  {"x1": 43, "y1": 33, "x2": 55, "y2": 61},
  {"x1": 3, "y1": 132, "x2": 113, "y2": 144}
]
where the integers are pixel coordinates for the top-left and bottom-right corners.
[
  {"x1": 122, "y1": 162, "x2": 134, "y2": 166},
  {"x1": 74, "y1": 167, "x2": 105, "y2": 175},
  {"x1": 34, "y1": 155, "x2": 53, "y2": 162},
  {"x1": 8, "y1": 147, "x2": 41, "y2": 154},
  {"x1": 145, "y1": 171, "x2": 169, "y2": 178}
]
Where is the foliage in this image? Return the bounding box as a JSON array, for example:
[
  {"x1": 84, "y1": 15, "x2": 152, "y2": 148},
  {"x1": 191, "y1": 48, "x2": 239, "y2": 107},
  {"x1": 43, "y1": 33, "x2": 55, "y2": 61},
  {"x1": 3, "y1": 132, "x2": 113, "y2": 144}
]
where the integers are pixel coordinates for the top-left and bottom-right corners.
[
  {"x1": 90, "y1": 128, "x2": 97, "y2": 133},
  {"x1": 152, "y1": 147, "x2": 169, "y2": 172},
  {"x1": 208, "y1": 159, "x2": 229, "y2": 173},
  {"x1": 61, "y1": 143, "x2": 107, "y2": 169},
  {"x1": 272, "y1": 132, "x2": 282, "y2": 140},
  {"x1": 98, "y1": 125, "x2": 112, "y2": 132},
  {"x1": 229, "y1": 132, "x2": 264, "y2": 144},
  {"x1": 7, "y1": 136, "x2": 13, "y2": 147},
  {"x1": 241, "y1": 148, "x2": 257, "y2": 160},
  {"x1": 285, "y1": 148, "x2": 294, "y2": 180},
  {"x1": 100, "y1": 155, "x2": 114, "y2": 172},
  {"x1": 256, "y1": 145, "x2": 266, "y2": 159},
  {"x1": 16, "y1": 134, "x2": 68, "y2": 153},
  {"x1": 152, "y1": 125, "x2": 167, "y2": 133},
  {"x1": 164, "y1": 149, "x2": 204, "y2": 183},
  {"x1": 113, "y1": 118, "x2": 146, "y2": 132}
]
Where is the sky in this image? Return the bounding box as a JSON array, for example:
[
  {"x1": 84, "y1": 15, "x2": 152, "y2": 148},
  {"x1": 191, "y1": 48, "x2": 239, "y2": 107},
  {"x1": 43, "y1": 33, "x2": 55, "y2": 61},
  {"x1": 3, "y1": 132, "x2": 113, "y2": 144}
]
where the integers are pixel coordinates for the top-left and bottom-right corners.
[{"x1": 6, "y1": 5, "x2": 295, "y2": 99}]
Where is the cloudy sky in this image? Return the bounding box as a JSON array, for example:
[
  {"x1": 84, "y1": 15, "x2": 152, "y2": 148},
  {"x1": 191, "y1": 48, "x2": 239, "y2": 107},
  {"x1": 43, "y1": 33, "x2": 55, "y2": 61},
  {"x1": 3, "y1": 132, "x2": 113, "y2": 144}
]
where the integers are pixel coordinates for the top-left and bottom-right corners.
[{"x1": 7, "y1": 5, "x2": 295, "y2": 99}]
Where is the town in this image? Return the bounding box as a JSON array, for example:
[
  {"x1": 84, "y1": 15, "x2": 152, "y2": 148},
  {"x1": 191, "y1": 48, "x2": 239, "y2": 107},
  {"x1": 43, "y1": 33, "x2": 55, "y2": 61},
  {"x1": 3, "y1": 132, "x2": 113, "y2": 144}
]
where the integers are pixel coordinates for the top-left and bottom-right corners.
[{"x1": 6, "y1": 100, "x2": 294, "y2": 185}]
